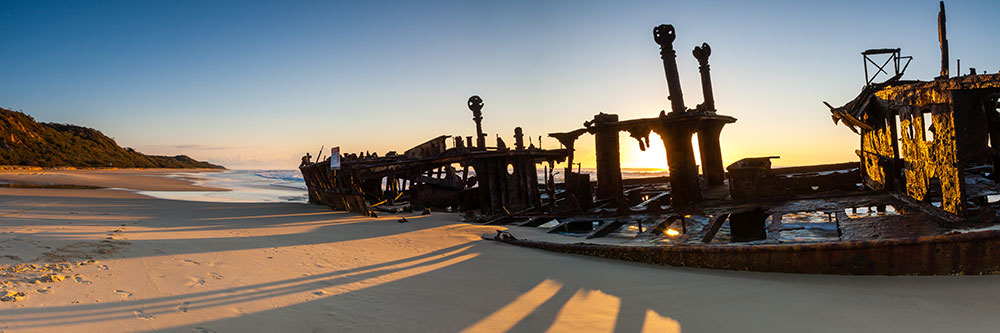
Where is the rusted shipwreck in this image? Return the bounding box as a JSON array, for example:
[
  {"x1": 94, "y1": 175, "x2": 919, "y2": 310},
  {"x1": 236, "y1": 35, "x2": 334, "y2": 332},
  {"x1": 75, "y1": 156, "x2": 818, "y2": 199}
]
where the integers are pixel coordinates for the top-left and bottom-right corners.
[
  {"x1": 301, "y1": 2, "x2": 1000, "y2": 275},
  {"x1": 298, "y1": 96, "x2": 569, "y2": 218}
]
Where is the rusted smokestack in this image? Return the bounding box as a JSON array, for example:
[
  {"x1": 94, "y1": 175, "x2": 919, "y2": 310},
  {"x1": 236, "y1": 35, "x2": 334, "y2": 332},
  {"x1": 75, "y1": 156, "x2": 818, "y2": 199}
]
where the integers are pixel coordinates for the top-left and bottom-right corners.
[
  {"x1": 468, "y1": 95, "x2": 486, "y2": 149},
  {"x1": 692, "y1": 42, "x2": 715, "y2": 112},
  {"x1": 938, "y1": 1, "x2": 949, "y2": 78},
  {"x1": 514, "y1": 127, "x2": 524, "y2": 150},
  {"x1": 654, "y1": 24, "x2": 686, "y2": 114}
]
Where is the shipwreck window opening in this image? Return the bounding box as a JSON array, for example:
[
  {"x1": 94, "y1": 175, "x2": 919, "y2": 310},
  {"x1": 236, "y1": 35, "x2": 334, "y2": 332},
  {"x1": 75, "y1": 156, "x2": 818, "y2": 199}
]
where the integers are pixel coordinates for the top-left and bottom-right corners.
[
  {"x1": 922, "y1": 110, "x2": 934, "y2": 142},
  {"x1": 782, "y1": 211, "x2": 834, "y2": 223},
  {"x1": 844, "y1": 205, "x2": 900, "y2": 219},
  {"x1": 988, "y1": 194, "x2": 1000, "y2": 204},
  {"x1": 894, "y1": 114, "x2": 903, "y2": 142},
  {"x1": 506, "y1": 163, "x2": 514, "y2": 176},
  {"x1": 691, "y1": 133, "x2": 703, "y2": 172},
  {"x1": 926, "y1": 177, "x2": 944, "y2": 207},
  {"x1": 905, "y1": 113, "x2": 915, "y2": 141}
]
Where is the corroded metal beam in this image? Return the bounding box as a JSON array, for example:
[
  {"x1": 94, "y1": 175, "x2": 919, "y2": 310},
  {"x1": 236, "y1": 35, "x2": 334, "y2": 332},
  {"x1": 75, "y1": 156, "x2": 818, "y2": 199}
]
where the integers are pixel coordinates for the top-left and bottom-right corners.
[{"x1": 938, "y1": 1, "x2": 949, "y2": 78}]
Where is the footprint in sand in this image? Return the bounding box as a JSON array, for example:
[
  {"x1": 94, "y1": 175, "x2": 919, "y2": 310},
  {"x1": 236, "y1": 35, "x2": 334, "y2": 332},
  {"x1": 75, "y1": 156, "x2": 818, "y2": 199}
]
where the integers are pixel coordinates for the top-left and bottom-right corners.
[
  {"x1": 186, "y1": 277, "x2": 206, "y2": 287},
  {"x1": 36, "y1": 287, "x2": 53, "y2": 294},
  {"x1": 192, "y1": 327, "x2": 216, "y2": 333},
  {"x1": 182, "y1": 259, "x2": 201, "y2": 265},
  {"x1": 97, "y1": 265, "x2": 109, "y2": 270},
  {"x1": 134, "y1": 310, "x2": 154, "y2": 320},
  {"x1": 176, "y1": 301, "x2": 191, "y2": 313},
  {"x1": 208, "y1": 272, "x2": 223, "y2": 280},
  {"x1": 312, "y1": 290, "x2": 326, "y2": 296},
  {"x1": 115, "y1": 290, "x2": 132, "y2": 297},
  {"x1": 74, "y1": 276, "x2": 93, "y2": 285}
]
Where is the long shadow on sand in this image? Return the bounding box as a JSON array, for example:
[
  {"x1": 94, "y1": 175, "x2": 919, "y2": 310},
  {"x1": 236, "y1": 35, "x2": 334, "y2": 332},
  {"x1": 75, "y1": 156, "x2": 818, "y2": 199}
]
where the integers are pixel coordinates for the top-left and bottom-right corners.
[
  {"x1": 0, "y1": 195, "x2": 441, "y2": 260},
  {"x1": 0, "y1": 242, "x2": 479, "y2": 330}
]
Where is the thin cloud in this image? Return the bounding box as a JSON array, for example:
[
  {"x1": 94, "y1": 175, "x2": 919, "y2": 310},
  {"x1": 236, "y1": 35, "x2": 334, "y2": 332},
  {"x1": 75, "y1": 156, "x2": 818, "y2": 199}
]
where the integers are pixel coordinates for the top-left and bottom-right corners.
[{"x1": 171, "y1": 144, "x2": 236, "y2": 151}]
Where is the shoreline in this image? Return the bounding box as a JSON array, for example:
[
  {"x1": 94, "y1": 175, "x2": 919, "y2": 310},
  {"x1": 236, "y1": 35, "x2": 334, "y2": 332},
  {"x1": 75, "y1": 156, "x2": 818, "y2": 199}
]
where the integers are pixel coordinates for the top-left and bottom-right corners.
[
  {"x1": 0, "y1": 165, "x2": 227, "y2": 171},
  {"x1": 0, "y1": 168, "x2": 231, "y2": 199}
]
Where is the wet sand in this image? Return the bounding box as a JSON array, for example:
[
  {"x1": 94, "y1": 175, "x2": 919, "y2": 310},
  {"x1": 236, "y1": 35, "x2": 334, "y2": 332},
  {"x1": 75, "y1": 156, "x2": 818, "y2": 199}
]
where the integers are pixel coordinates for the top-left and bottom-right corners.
[
  {"x1": 0, "y1": 170, "x2": 997, "y2": 332},
  {"x1": 0, "y1": 169, "x2": 227, "y2": 194}
]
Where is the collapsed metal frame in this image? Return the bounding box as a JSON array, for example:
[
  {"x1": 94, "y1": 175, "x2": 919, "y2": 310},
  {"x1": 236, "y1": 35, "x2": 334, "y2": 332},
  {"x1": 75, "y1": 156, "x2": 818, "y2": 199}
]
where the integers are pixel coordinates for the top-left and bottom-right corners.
[{"x1": 862, "y1": 48, "x2": 912, "y2": 86}]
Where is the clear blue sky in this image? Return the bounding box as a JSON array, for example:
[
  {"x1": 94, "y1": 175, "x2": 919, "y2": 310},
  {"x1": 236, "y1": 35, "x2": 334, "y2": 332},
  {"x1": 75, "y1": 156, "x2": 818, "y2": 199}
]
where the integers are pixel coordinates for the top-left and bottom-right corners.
[{"x1": 1, "y1": 0, "x2": 998, "y2": 169}]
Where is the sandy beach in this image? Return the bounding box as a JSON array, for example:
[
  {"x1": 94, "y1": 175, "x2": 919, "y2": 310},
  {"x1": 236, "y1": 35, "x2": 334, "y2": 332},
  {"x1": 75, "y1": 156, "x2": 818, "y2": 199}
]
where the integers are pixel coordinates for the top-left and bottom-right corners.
[{"x1": 0, "y1": 170, "x2": 995, "y2": 332}]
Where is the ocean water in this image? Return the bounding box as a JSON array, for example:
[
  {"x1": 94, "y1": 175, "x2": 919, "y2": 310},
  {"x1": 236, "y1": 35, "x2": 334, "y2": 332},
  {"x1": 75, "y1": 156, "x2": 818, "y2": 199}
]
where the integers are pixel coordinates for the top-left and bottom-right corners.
[
  {"x1": 574, "y1": 167, "x2": 669, "y2": 181},
  {"x1": 480, "y1": 167, "x2": 668, "y2": 183},
  {"x1": 136, "y1": 167, "x2": 667, "y2": 204},
  {"x1": 138, "y1": 170, "x2": 308, "y2": 203}
]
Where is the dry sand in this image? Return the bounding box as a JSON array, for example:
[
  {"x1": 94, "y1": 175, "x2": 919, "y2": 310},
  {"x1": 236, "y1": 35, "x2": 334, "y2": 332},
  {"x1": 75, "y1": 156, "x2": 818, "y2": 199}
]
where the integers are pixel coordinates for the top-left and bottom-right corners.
[{"x1": 0, "y1": 170, "x2": 997, "y2": 332}]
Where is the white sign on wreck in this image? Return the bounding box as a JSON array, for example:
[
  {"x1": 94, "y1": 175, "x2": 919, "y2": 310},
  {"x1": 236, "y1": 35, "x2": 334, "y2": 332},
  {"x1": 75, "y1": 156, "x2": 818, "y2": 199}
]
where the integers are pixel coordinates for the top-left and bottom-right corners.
[{"x1": 330, "y1": 146, "x2": 341, "y2": 170}]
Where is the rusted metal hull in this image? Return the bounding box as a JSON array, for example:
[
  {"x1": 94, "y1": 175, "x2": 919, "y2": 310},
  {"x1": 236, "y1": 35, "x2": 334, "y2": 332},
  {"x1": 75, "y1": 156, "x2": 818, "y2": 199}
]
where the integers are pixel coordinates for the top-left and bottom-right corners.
[
  {"x1": 299, "y1": 147, "x2": 567, "y2": 215},
  {"x1": 300, "y1": 161, "x2": 371, "y2": 215},
  {"x1": 490, "y1": 230, "x2": 1000, "y2": 275}
]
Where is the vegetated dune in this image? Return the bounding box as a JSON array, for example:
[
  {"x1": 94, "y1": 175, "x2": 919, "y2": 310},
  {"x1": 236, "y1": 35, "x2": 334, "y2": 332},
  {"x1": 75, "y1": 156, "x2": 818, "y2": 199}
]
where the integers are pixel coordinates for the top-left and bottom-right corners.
[{"x1": 0, "y1": 107, "x2": 223, "y2": 169}]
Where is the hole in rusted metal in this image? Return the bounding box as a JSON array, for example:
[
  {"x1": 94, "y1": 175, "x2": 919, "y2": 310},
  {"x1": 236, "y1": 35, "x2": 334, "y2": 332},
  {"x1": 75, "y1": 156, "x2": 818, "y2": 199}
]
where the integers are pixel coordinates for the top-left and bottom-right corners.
[{"x1": 922, "y1": 110, "x2": 934, "y2": 141}]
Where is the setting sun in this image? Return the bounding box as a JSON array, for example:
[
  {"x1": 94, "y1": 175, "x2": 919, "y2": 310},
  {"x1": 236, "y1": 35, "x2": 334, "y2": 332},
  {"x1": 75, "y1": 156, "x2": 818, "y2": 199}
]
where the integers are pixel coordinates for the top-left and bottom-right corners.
[{"x1": 620, "y1": 132, "x2": 706, "y2": 172}]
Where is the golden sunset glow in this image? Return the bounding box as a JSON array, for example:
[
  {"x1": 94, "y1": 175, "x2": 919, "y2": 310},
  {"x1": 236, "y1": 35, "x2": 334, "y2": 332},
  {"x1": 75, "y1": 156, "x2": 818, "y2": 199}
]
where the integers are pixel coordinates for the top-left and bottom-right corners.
[{"x1": 622, "y1": 132, "x2": 669, "y2": 170}]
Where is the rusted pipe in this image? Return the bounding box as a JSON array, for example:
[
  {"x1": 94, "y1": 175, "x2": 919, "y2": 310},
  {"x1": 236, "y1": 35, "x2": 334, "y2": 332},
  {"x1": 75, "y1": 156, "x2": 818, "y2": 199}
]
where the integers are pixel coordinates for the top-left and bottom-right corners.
[
  {"x1": 468, "y1": 95, "x2": 486, "y2": 149},
  {"x1": 654, "y1": 24, "x2": 686, "y2": 114},
  {"x1": 514, "y1": 127, "x2": 524, "y2": 150},
  {"x1": 693, "y1": 42, "x2": 715, "y2": 111}
]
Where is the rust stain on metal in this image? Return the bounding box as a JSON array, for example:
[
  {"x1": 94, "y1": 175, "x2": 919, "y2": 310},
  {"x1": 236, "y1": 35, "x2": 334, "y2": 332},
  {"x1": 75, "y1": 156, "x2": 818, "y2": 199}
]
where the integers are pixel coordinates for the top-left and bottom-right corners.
[{"x1": 828, "y1": 2, "x2": 1000, "y2": 218}]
